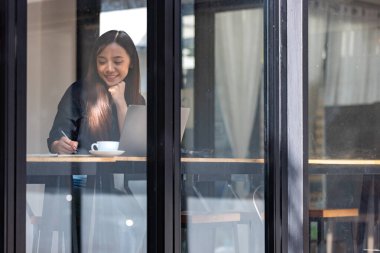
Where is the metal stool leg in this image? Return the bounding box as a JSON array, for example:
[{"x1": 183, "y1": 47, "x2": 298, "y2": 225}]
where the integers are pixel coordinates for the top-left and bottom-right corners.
[{"x1": 233, "y1": 224, "x2": 240, "y2": 253}]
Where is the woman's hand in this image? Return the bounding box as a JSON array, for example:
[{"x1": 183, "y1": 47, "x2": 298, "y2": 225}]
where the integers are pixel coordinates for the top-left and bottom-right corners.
[
  {"x1": 109, "y1": 80, "x2": 128, "y2": 131},
  {"x1": 108, "y1": 80, "x2": 127, "y2": 108},
  {"x1": 108, "y1": 80, "x2": 128, "y2": 132},
  {"x1": 51, "y1": 136, "x2": 78, "y2": 154}
]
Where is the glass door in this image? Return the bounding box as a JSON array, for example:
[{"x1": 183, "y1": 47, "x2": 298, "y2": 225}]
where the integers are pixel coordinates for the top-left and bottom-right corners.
[
  {"x1": 180, "y1": 1, "x2": 265, "y2": 252},
  {"x1": 26, "y1": 0, "x2": 147, "y2": 252}
]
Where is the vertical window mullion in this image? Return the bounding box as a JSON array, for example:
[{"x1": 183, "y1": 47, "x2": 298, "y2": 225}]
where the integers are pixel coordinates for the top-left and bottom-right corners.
[
  {"x1": 264, "y1": 0, "x2": 283, "y2": 251},
  {"x1": 286, "y1": 0, "x2": 308, "y2": 252},
  {"x1": 0, "y1": 0, "x2": 27, "y2": 252},
  {"x1": 15, "y1": 0, "x2": 27, "y2": 251},
  {"x1": 265, "y1": 0, "x2": 308, "y2": 252},
  {"x1": 147, "y1": 0, "x2": 177, "y2": 253}
]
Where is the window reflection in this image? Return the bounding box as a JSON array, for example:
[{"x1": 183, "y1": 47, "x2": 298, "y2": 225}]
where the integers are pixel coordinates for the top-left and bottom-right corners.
[
  {"x1": 180, "y1": 1, "x2": 265, "y2": 253},
  {"x1": 309, "y1": 0, "x2": 380, "y2": 159},
  {"x1": 181, "y1": 6, "x2": 264, "y2": 159},
  {"x1": 309, "y1": 0, "x2": 380, "y2": 252}
]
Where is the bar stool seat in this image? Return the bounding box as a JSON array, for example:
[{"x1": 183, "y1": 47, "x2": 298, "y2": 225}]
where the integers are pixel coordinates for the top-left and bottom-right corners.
[
  {"x1": 309, "y1": 208, "x2": 359, "y2": 253},
  {"x1": 181, "y1": 211, "x2": 253, "y2": 224}
]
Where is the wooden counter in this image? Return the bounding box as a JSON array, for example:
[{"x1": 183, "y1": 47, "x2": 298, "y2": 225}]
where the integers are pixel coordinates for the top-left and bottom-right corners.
[{"x1": 26, "y1": 155, "x2": 380, "y2": 176}]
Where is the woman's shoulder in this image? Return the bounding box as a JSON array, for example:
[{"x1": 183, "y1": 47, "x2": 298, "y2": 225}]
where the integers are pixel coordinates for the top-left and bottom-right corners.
[
  {"x1": 61, "y1": 81, "x2": 85, "y2": 99},
  {"x1": 66, "y1": 80, "x2": 84, "y2": 93},
  {"x1": 58, "y1": 80, "x2": 84, "y2": 108},
  {"x1": 137, "y1": 93, "x2": 146, "y2": 105}
]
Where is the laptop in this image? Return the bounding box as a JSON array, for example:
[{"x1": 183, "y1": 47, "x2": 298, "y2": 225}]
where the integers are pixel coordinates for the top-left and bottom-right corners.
[
  {"x1": 119, "y1": 105, "x2": 190, "y2": 156},
  {"x1": 325, "y1": 103, "x2": 380, "y2": 159}
]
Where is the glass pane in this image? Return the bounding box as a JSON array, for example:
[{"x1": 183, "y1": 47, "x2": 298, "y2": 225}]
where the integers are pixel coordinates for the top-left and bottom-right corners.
[
  {"x1": 180, "y1": 1, "x2": 265, "y2": 252},
  {"x1": 26, "y1": 0, "x2": 147, "y2": 252},
  {"x1": 308, "y1": 0, "x2": 380, "y2": 252}
]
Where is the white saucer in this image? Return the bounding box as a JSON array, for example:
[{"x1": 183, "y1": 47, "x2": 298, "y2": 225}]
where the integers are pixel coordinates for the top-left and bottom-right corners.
[{"x1": 89, "y1": 150, "x2": 125, "y2": 157}]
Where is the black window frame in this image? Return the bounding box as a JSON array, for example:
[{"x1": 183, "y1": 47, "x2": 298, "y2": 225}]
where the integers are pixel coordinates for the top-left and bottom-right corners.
[
  {"x1": 0, "y1": 0, "x2": 27, "y2": 251},
  {"x1": 0, "y1": 0, "x2": 308, "y2": 252},
  {"x1": 265, "y1": 0, "x2": 308, "y2": 252},
  {"x1": 147, "y1": 0, "x2": 181, "y2": 252}
]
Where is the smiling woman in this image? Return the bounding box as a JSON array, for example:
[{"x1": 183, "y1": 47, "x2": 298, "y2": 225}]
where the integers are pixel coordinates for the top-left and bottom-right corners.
[
  {"x1": 48, "y1": 30, "x2": 145, "y2": 154},
  {"x1": 42, "y1": 30, "x2": 147, "y2": 253},
  {"x1": 96, "y1": 43, "x2": 131, "y2": 87}
]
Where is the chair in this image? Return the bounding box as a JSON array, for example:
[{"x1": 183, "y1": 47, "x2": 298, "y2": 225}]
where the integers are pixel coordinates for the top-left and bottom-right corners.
[
  {"x1": 181, "y1": 177, "x2": 262, "y2": 253},
  {"x1": 251, "y1": 183, "x2": 359, "y2": 253},
  {"x1": 309, "y1": 208, "x2": 359, "y2": 253},
  {"x1": 27, "y1": 188, "x2": 72, "y2": 253},
  {"x1": 27, "y1": 176, "x2": 83, "y2": 253},
  {"x1": 181, "y1": 211, "x2": 255, "y2": 253}
]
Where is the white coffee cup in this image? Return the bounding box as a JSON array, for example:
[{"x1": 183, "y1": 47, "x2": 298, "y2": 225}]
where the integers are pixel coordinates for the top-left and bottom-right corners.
[{"x1": 91, "y1": 141, "x2": 119, "y2": 151}]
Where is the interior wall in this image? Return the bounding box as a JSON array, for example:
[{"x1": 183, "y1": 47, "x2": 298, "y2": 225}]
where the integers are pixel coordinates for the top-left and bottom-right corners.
[{"x1": 27, "y1": 0, "x2": 76, "y2": 153}]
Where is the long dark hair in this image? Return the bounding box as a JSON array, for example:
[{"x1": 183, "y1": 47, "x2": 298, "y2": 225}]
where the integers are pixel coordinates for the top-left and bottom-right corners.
[{"x1": 84, "y1": 30, "x2": 144, "y2": 139}]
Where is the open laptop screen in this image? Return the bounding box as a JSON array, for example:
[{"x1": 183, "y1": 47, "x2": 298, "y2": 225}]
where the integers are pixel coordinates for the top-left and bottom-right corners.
[{"x1": 119, "y1": 105, "x2": 190, "y2": 156}]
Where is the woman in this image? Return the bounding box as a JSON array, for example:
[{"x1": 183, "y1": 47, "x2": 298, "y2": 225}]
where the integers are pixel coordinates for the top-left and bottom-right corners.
[
  {"x1": 48, "y1": 30, "x2": 145, "y2": 154},
  {"x1": 45, "y1": 30, "x2": 146, "y2": 252}
]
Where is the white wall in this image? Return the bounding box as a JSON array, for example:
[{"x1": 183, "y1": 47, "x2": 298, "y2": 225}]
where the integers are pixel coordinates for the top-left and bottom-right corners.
[{"x1": 27, "y1": 0, "x2": 76, "y2": 154}]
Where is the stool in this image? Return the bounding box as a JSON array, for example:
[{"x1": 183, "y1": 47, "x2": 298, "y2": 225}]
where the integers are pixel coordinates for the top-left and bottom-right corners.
[
  {"x1": 309, "y1": 208, "x2": 359, "y2": 253},
  {"x1": 27, "y1": 176, "x2": 78, "y2": 253},
  {"x1": 27, "y1": 198, "x2": 70, "y2": 253}
]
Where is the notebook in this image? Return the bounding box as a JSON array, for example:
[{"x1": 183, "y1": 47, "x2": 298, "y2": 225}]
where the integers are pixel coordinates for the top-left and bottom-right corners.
[{"x1": 119, "y1": 105, "x2": 190, "y2": 156}]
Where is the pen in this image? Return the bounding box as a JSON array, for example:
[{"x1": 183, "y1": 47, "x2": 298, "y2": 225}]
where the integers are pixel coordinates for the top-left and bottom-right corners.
[
  {"x1": 61, "y1": 130, "x2": 77, "y2": 153},
  {"x1": 60, "y1": 130, "x2": 69, "y2": 139}
]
